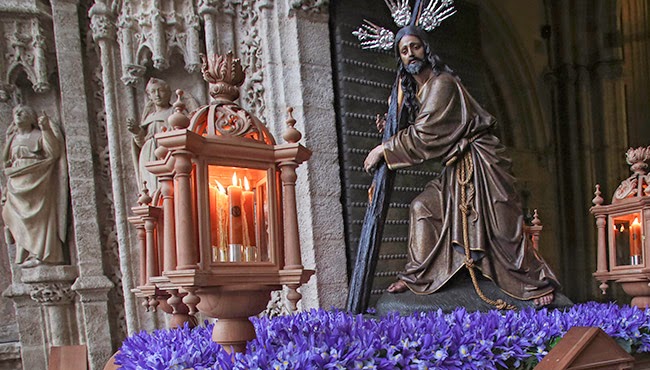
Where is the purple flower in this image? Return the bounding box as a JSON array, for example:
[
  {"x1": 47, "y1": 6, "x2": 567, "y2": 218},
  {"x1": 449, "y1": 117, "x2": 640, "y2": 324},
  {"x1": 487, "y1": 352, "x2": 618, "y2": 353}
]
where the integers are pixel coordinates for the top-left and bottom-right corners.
[{"x1": 116, "y1": 303, "x2": 650, "y2": 369}]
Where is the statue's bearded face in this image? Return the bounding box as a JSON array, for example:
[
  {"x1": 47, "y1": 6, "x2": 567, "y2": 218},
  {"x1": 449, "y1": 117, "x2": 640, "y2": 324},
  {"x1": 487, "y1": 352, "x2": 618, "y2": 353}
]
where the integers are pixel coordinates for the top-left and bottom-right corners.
[{"x1": 398, "y1": 35, "x2": 427, "y2": 75}]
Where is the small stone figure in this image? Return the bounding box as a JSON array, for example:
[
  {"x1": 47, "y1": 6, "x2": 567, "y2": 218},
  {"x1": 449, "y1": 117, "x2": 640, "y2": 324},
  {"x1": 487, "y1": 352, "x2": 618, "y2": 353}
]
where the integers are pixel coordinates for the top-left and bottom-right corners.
[
  {"x1": 128, "y1": 78, "x2": 175, "y2": 190},
  {"x1": 2, "y1": 105, "x2": 68, "y2": 267}
]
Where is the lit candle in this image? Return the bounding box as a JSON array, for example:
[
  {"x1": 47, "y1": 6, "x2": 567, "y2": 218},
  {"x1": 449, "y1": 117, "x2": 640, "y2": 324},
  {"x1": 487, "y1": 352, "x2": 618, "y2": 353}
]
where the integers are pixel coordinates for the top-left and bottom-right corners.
[
  {"x1": 209, "y1": 182, "x2": 218, "y2": 260},
  {"x1": 630, "y1": 217, "x2": 642, "y2": 263},
  {"x1": 227, "y1": 173, "x2": 243, "y2": 261},
  {"x1": 208, "y1": 184, "x2": 219, "y2": 240},
  {"x1": 215, "y1": 180, "x2": 229, "y2": 261},
  {"x1": 242, "y1": 176, "x2": 256, "y2": 247}
]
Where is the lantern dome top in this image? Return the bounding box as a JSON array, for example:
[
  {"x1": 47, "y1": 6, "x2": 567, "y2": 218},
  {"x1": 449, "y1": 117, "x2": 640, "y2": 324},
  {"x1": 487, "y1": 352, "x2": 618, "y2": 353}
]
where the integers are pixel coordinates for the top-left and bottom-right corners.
[
  {"x1": 612, "y1": 146, "x2": 650, "y2": 203},
  {"x1": 188, "y1": 52, "x2": 275, "y2": 145}
]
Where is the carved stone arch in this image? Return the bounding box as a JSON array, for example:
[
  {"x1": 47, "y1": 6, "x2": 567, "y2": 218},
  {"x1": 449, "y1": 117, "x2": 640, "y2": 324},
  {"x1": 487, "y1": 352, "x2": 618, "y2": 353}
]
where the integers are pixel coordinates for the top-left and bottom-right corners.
[
  {"x1": 136, "y1": 44, "x2": 154, "y2": 67},
  {"x1": 466, "y1": 0, "x2": 561, "y2": 270},
  {"x1": 7, "y1": 63, "x2": 29, "y2": 87},
  {"x1": 468, "y1": 0, "x2": 548, "y2": 152}
]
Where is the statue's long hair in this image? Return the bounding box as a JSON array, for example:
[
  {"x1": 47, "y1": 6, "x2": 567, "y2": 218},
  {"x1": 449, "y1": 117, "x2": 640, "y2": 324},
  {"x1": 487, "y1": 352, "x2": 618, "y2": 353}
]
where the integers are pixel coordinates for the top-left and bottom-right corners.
[{"x1": 398, "y1": 40, "x2": 457, "y2": 124}]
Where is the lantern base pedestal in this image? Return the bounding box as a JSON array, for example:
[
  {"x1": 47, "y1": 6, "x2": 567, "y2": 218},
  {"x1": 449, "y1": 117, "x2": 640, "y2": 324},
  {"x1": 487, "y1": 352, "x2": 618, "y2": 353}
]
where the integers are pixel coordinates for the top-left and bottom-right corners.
[
  {"x1": 213, "y1": 318, "x2": 256, "y2": 353},
  {"x1": 196, "y1": 285, "x2": 276, "y2": 352},
  {"x1": 620, "y1": 279, "x2": 650, "y2": 308},
  {"x1": 168, "y1": 314, "x2": 197, "y2": 329}
]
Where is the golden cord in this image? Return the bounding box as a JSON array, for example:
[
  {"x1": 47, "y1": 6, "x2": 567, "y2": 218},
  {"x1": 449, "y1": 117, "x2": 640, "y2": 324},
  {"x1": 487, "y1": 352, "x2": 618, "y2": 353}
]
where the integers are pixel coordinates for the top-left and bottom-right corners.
[{"x1": 457, "y1": 151, "x2": 516, "y2": 311}]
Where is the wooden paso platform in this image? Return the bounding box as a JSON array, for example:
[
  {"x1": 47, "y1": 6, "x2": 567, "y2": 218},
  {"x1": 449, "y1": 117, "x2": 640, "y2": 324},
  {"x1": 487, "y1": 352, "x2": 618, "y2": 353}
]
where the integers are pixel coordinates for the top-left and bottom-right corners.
[{"x1": 375, "y1": 270, "x2": 573, "y2": 316}]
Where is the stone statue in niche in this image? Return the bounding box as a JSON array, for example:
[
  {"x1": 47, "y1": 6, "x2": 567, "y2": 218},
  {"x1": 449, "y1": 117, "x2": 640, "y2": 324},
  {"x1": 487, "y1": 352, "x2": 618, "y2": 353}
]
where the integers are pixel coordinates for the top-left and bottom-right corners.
[
  {"x1": 128, "y1": 78, "x2": 174, "y2": 190},
  {"x1": 1, "y1": 104, "x2": 68, "y2": 267},
  {"x1": 128, "y1": 78, "x2": 197, "y2": 189}
]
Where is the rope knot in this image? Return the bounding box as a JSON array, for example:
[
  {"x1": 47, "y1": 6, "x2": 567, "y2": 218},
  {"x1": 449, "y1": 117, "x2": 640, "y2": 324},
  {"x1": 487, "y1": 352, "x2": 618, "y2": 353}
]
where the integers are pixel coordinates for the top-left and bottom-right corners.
[{"x1": 494, "y1": 299, "x2": 516, "y2": 310}]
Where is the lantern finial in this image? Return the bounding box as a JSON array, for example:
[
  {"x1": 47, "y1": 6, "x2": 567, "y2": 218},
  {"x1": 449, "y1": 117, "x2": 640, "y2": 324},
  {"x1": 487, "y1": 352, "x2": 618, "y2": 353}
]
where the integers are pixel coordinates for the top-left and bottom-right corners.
[
  {"x1": 531, "y1": 209, "x2": 542, "y2": 226},
  {"x1": 283, "y1": 107, "x2": 302, "y2": 143},
  {"x1": 201, "y1": 51, "x2": 245, "y2": 102},
  {"x1": 138, "y1": 181, "x2": 152, "y2": 205},
  {"x1": 168, "y1": 89, "x2": 190, "y2": 129},
  {"x1": 626, "y1": 146, "x2": 650, "y2": 175},
  {"x1": 592, "y1": 184, "x2": 603, "y2": 206}
]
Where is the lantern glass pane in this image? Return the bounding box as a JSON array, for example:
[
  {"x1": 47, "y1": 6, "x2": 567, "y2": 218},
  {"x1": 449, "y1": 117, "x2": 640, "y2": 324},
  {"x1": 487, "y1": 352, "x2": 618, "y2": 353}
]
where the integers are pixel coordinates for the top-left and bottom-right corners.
[
  {"x1": 207, "y1": 165, "x2": 269, "y2": 263},
  {"x1": 612, "y1": 212, "x2": 643, "y2": 266}
]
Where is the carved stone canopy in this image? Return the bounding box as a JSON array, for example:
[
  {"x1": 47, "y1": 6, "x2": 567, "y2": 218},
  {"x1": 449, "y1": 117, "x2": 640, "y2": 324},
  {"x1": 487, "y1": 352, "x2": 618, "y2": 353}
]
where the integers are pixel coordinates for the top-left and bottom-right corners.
[{"x1": 0, "y1": 17, "x2": 54, "y2": 100}]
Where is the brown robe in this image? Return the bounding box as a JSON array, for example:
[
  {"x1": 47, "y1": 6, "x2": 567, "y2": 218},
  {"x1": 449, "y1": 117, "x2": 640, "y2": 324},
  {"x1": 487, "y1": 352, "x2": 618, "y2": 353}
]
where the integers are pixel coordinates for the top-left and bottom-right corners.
[{"x1": 383, "y1": 72, "x2": 559, "y2": 300}]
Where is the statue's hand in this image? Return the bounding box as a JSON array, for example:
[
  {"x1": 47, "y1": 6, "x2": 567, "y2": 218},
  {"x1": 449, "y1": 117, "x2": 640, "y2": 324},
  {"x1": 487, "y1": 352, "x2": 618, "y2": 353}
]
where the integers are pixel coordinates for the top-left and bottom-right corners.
[
  {"x1": 127, "y1": 118, "x2": 141, "y2": 135},
  {"x1": 375, "y1": 113, "x2": 387, "y2": 134},
  {"x1": 364, "y1": 144, "x2": 385, "y2": 174},
  {"x1": 37, "y1": 114, "x2": 50, "y2": 131}
]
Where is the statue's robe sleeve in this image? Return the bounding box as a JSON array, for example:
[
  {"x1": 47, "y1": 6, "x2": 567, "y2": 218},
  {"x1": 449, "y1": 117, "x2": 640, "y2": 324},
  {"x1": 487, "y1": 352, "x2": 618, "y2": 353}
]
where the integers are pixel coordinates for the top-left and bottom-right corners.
[
  {"x1": 383, "y1": 73, "x2": 469, "y2": 169},
  {"x1": 380, "y1": 72, "x2": 559, "y2": 300}
]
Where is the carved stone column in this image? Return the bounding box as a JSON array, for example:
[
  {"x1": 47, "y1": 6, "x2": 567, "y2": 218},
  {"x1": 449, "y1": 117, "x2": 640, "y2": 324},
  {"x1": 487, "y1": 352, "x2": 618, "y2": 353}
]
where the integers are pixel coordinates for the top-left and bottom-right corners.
[
  {"x1": 546, "y1": 0, "x2": 591, "y2": 301},
  {"x1": 51, "y1": 0, "x2": 115, "y2": 368},
  {"x1": 3, "y1": 282, "x2": 46, "y2": 370},
  {"x1": 199, "y1": 0, "x2": 236, "y2": 57},
  {"x1": 258, "y1": 0, "x2": 347, "y2": 309},
  {"x1": 89, "y1": 0, "x2": 139, "y2": 336}
]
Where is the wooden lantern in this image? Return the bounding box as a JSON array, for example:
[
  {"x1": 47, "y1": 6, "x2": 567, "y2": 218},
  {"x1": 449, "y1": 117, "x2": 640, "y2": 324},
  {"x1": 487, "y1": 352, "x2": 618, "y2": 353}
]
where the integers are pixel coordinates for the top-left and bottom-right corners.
[
  {"x1": 129, "y1": 51, "x2": 314, "y2": 352},
  {"x1": 592, "y1": 146, "x2": 650, "y2": 307}
]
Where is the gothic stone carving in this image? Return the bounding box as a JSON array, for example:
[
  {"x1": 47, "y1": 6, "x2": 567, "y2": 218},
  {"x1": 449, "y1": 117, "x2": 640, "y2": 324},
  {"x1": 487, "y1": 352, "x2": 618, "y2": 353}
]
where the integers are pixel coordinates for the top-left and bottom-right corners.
[
  {"x1": 232, "y1": 0, "x2": 267, "y2": 121},
  {"x1": 198, "y1": 0, "x2": 236, "y2": 15},
  {"x1": 91, "y1": 61, "x2": 128, "y2": 342},
  {"x1": 0, "y1": 17, "x2": 53, "y2": 99},
  {"x1": 29, "y1": 283, "x2": 75, "y2": 305},
  {"x1": 116, "y1": 0, "x2": 202, "y2": 85},
  {"x1": 290, "y1": 0, "x2": 330, "y2": 15}
]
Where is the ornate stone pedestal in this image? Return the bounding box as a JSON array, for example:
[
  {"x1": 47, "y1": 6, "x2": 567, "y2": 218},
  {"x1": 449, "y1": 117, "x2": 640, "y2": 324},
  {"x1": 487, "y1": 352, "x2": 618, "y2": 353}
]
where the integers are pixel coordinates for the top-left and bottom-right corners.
[
  {"x1": 22, "y1": 266, "x2": 78, "y2": 347},
  {"x1": 3, "y1": 265, "x2": 77, "y2": 369}
]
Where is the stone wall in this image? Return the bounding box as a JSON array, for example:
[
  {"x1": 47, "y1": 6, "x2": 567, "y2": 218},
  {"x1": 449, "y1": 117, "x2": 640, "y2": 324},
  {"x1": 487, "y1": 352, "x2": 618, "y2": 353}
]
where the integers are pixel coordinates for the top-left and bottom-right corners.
[{"x1": 0, "y1": 0, "x2": 347, "y2": 368}]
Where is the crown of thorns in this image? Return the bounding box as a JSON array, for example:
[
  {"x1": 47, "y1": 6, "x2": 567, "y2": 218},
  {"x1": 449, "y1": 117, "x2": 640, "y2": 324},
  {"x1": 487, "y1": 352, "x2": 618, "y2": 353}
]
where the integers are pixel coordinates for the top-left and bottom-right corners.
[{"x1": 353, "y1": 0, "x2": 456, "y2": 50}]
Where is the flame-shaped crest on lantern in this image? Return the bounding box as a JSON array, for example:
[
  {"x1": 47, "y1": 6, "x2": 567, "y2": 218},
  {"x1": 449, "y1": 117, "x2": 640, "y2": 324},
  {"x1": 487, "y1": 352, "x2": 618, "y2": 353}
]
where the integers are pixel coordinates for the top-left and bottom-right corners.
[
  {"x1": 626, "y1": 147, "x2": 650, "y2": 175},
  {"x1": 201, "y1": 51, "x2": 245, "y2": 102},
  {"x1": 612, "y1": 146, "x2": 650, "y2": 201},
  {"x1": 189, "y1": 52, "x2": 276, "y2": 145}
]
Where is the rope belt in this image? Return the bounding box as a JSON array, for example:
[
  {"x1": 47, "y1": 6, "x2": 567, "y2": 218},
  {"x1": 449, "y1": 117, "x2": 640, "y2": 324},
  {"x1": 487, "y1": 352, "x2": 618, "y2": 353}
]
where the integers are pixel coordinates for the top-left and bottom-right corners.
[{"x1": 456, "y1": 151, "x2": 515, "y2": 311}]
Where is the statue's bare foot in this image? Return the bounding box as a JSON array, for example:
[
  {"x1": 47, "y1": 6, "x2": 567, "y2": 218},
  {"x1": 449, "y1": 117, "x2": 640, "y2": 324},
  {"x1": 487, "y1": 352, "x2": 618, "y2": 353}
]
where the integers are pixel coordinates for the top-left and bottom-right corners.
[
  {"x1": 387, "y1": 280, "x2": 408, "y2": 294},
  {"x1": 20, "y1": 258, "x2": 41, "y2": 268},
  {"x1": 533, "y1": 292, "x2": 554, "y2": 307}
]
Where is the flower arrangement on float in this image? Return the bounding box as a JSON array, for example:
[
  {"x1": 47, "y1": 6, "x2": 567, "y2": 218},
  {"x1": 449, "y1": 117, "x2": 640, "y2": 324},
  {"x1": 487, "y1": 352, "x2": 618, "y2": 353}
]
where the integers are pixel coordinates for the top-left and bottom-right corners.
[{"x1": 116, "y1": 302, "x2": 650, "y2": 370}]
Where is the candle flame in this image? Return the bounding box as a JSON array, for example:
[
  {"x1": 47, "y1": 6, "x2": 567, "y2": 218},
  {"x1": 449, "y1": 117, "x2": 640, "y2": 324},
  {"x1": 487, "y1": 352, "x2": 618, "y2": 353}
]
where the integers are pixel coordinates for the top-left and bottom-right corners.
[
  {"x1": 633, "y1": 217, "x2": 641, "y2": 227},
  {"x1": 232, "y1": 172, "x2": 238, "y2": 186},
  {"x1": 244, "y1": 176, "x2": 250, "y2": 191},
  {"x1": 215, "y1": 180, "x2": 226, "y2": 193}
]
